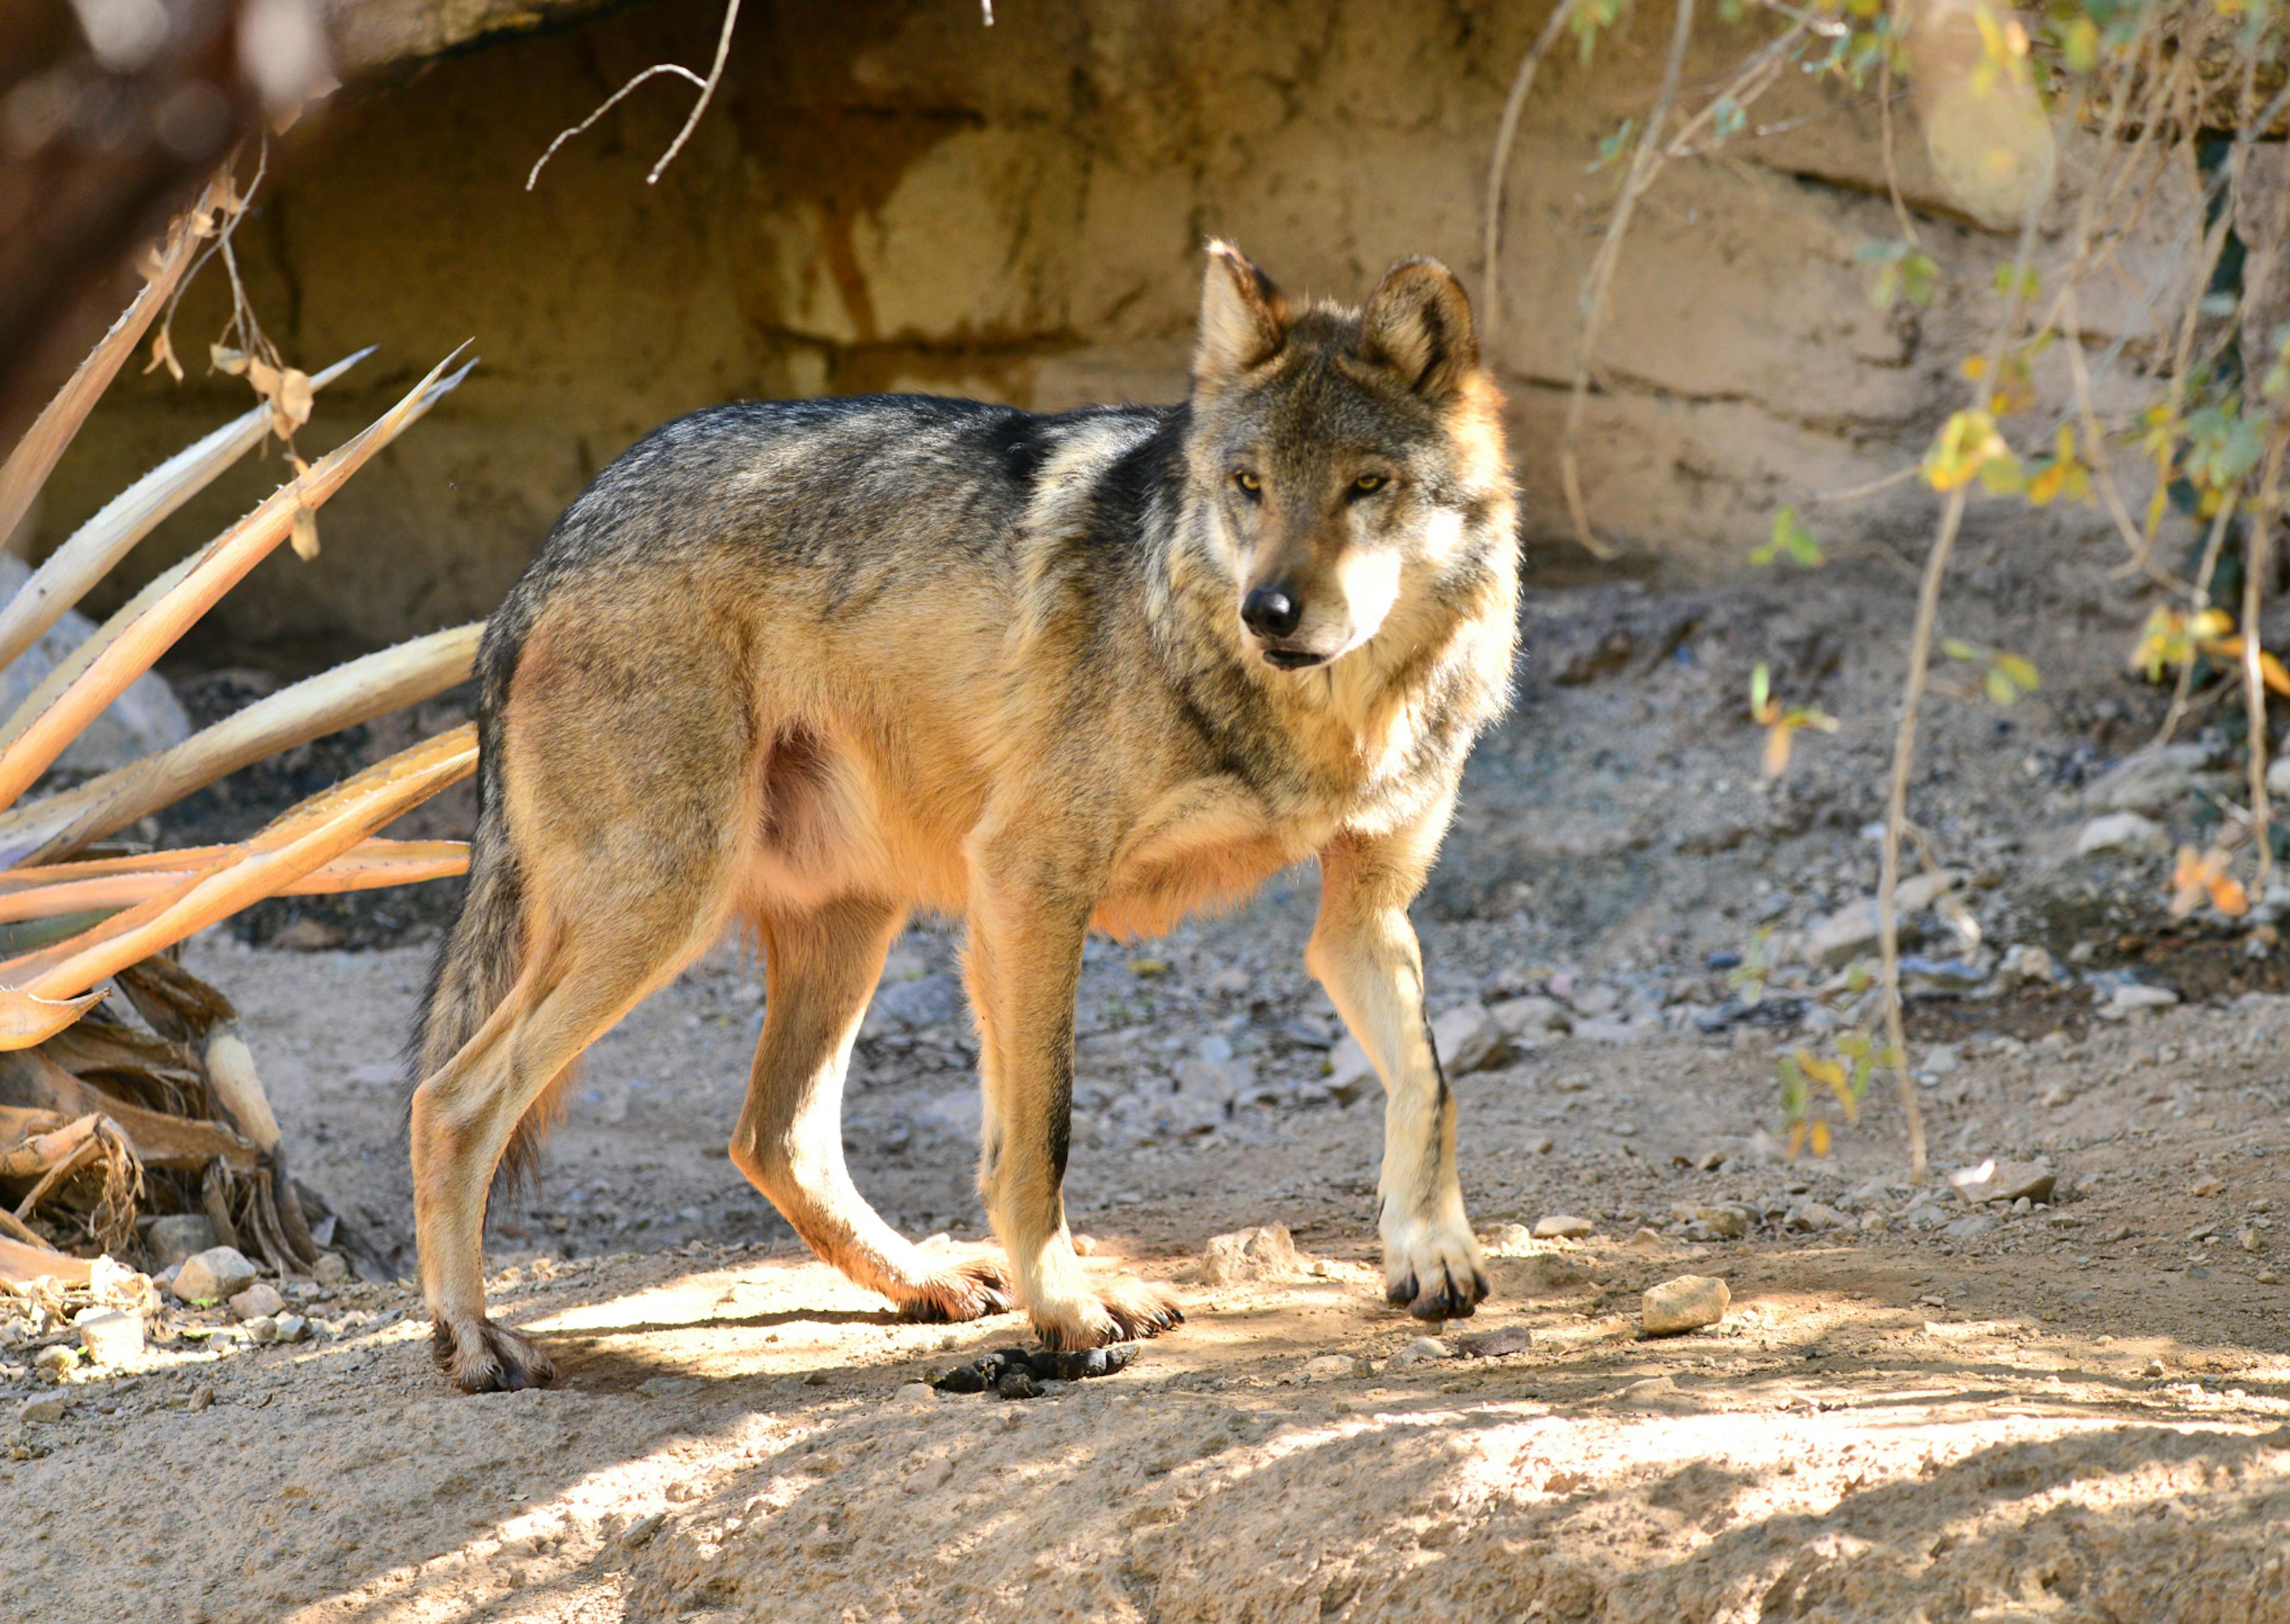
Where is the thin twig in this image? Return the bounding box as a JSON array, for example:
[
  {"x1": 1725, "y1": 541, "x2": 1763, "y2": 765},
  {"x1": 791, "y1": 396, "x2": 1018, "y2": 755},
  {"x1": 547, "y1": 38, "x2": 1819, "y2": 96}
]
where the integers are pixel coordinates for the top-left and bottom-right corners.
[
  {"x1": 1874, "y1": 194, "x2": 2048, "y2": 1186},
  {"x1": 527, "y1": 0, "x2": 743, "y2": 191},
  {"x1": 2150, "y1": 485, "x2": 2240, "y2": 751},
  {"x1": 1559, "y1": 0, "x2": 1699, "y2": 561},
  {"x1": 1481, "y1": 0, "x2": 1579, "y2": 351},
  {"x1": 2245, "y1": 426, "x2": 2290, "y2": 885}
]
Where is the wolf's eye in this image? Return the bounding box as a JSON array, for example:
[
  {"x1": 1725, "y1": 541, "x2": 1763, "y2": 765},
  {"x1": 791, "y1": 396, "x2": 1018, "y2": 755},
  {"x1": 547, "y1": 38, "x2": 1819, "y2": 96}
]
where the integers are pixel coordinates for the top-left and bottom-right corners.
[
  {"x1": 1232, "y1": 470, "x2": 1262, "y2": 498},
  {"x1": 1351, "y1": 473, "x2": 1388, "y2": 495}
]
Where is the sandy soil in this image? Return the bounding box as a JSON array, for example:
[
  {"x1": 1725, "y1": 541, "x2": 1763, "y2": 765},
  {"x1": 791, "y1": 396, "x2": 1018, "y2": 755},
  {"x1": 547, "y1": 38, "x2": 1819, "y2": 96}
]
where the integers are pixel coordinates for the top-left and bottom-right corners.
[{"x1": 10, "y1": 566, "x2": 2290, "y2": 1622}]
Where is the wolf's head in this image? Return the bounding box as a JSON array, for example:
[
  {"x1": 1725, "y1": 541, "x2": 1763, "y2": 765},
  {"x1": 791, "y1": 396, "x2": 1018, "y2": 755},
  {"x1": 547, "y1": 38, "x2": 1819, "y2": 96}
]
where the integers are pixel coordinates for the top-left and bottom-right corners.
[{"x1": 1184, "y1": 242, "x2": 1512, "y2": 672}]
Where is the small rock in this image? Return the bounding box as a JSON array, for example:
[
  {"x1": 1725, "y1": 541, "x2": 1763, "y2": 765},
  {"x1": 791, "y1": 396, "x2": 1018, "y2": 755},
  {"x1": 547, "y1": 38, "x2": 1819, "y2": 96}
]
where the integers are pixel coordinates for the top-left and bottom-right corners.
[
  {"x1": 1298, "y1": 1353, "x2": 1354, "y2": 1383},
  {"x1": 893, "y1": 1381, "x2": 936, "y2": 1408},
  {"x1": 1486, "y1": 1222, "x2": 1536, "y2": 1255},
  {"x1": 2242, "y1": 1229, "x2": 2264, "y2": 1254},
  {"x1": 273, "y1": 1313, "x2": 310, "y2": 1344},
  {"x1": 1531, "y1": 1214, "x2": 1595, "y2": 1241},
  {"x1": 1945, "y1": 1213, "x2": 2000, "y2": 1241},
  {"x1": 18, "y1": 1394, "x2": 67, "y2": 1424},
  {"x1": 2083, "y1": 745, "x2": 2212, "y2": 812},
  {"x1": 2108, "y1": 983, "x2": 2180, "y2": 1014},
  {"x1": 33, "y1": 1344, "x2": 76, "y2": 1375},
  {"x1": 1453, "y1": 1324, "x2": 1531, "y2": 1359},
  {"x1": 1487, "y1": 996, "x2": 1567, "y2": 1039},
  {"x1": 243, "y1": 1315, "x2": 280, "y2": 1345},
  {"x1": 228, "y1": 1282, "x2": 287, "y2": 1322},
  {"x1": 1388, "y1": 1336, "x2": 1450, "y2": 1368},
  {"x1": 638, "y1": 1374, "x2": 702, "y2": 1398},
  {"x1": 144, "y1": 1214, "x2": 219, "y2": 1271},
  {"x1": 1429, "y1": 1002, "x2": 1507, "y2": 1076},
  {"x1": 1641, "y1": 1275, "x2": 1730, "y2": 1335},
  {"x1": 172, "y1": 1247, "x2": 258, "y2": 1304},
  {"x1": 620, "y1": 1512, "x2": 669, "y2": 1549},
  {"x1": 1787, "y1": 1202, "x2": 1848, "y2": 1232},
  {"x1": 1802, "y1": 871, "x2": 1963, "y2": 967},
  {"x1": 1946, "y1": 1159, "x2": 2056, "y2": 1205},
  {"x1": 311, "y1": 1253, "x2": 349, "y2": 1286},
  {"x1": 2077, "y1": 811, "x2": 2168, "y2": 859},
  {"x1": 1689, "y1": 1205, "x2": 1749, "y2": 1239},
  {"x1": 1998, "y1": 944, "x2": 2060, "y2": 985},
  {"x1": 74, "y1": 1309, "x2": 143, "y2": 1367},
  {"x1": 1320, "y1": 1038, "x2": 1379, "y2": 1106},
  {"x1": 1200, "y1": 1222, "x2": 1301, "y2": 1284}
]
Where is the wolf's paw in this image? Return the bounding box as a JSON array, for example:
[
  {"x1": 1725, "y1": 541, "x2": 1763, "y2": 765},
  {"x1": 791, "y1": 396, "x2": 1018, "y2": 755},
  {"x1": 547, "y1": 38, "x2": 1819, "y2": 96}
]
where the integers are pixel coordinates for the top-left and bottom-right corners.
[
  {"x1": 432, "y1": 1314, "x2": 556, "y2": 1394},
  {"x1": 1383, "y1": 1218, "x2": 1489, "y2": 1322},
  {"x1": 1030, "y1": 1275, "x2": 1184, "y2": 1351},
  {"x1": 898, "y1": 1257, "x2": 1018, "y2": 1323}
]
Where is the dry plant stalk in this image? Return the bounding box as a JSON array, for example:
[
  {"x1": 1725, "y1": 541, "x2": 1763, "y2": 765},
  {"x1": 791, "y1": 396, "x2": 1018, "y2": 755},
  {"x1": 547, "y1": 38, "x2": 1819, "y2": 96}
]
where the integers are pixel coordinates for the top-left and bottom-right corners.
[{"x1": 0, "y1": 173, "x2": 483, "y2": 1284}]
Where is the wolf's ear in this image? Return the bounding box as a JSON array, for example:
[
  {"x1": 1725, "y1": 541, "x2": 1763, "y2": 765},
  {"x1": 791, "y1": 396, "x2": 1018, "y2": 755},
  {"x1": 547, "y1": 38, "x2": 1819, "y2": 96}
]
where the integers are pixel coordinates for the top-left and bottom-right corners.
[
  {"x1": 1194, "y1": 241, "x2": 1289, "y2": 387},
  {"x1": 1358, "y1": 258, "x2": 1479, "y2": 401}
]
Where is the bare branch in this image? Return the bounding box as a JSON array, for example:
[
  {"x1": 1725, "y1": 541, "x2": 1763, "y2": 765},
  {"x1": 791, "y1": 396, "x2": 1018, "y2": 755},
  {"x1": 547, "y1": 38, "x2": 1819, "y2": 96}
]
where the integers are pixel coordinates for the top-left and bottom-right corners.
[{"x1": 526, "y1": 0, "x2": 744, "y2": 192}]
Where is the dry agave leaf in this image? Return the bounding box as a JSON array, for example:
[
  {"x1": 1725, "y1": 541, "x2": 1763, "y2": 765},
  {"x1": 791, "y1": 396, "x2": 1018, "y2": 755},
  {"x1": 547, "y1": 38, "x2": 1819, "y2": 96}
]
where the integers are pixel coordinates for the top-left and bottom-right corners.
[{"x1": 210, "y1": 344, "x2": 250, "y2": 376}]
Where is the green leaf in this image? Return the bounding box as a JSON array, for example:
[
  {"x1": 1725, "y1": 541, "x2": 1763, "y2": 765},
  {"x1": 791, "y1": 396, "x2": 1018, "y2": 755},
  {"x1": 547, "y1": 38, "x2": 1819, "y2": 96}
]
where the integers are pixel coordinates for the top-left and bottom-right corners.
[{"x1": 1750, "y1": 661, "x2": 1772, "y2": 714}]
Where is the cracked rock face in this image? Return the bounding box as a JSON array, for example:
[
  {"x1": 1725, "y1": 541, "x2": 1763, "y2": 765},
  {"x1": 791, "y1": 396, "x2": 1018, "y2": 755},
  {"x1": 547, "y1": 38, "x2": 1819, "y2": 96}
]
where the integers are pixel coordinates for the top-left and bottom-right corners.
[{"x1": 39, "y1": 0, "x2": 2194, "y2": 654}]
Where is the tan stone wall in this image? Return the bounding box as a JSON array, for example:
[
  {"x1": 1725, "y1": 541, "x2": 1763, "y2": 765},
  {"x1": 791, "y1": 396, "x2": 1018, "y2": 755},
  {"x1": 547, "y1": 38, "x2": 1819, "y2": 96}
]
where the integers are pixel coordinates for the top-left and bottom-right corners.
[{"x1": 32, "y1": 0, "x2": 2190, "y2": 660}]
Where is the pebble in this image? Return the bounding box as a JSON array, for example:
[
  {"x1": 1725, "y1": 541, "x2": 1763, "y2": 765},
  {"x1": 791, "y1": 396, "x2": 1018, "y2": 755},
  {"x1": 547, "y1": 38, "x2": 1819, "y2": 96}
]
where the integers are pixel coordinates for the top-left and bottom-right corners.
[
  {"x1": 33, "y1": 1344, "x2": 75, "y2": 1375},
  {"x1": 1320, "y1": 1039, "x2": 1379, "y2": 1106},
  {"x1": 638, "y1": 1375, "x2": 703, "y2": 1399},
  {"x1": 1945, "y1": 1213, "x2": 2000, "y2": 1241},
  {"x1": 892, "y1": 1381, "x2": 936, "y2": 1408},
  {"x1": 274, "y1": 1313, "x2": 310, "y2": 1344},
  {"x1": 18, "y1": 1393, "x2": 67, "y2": 1424},
  {"x1": 311, "y1": 1253, "x2": 349, "y2": 1286},
  {"x1": 1200, "y1": 1222, "x2": 1302, "y2": 1284},
  {"x1": 2077, "y1": 811, "x2": 2168, "y2": 858},
  {"x1": 1298, "y1": 1353, "x2": 1354, "y2": 1383},
  {"x1": 1453, "y1": 1324, "x2": 1531, "y2": 1359},
  {"x1": 2107, "y1": 983, "x2": 2180, "y2": 1015},
  {"x1": 74, "y1": 1309, "x2": 144, "y2": 1367},
  {"x1": 1429, "y1": 1002, "x2": 1507, "y2": 1075},
  {"x1": 243, "y1": 1315, "x2": 280, "y2": 1345},
  {"x1": 1946, "y1": 1160, "x2": 2056, "y2": 1206},
  {"x1": 1641, "y1": 1275, "x2": 1729, "y2": 1335},
  {"x1": 1687, "y1": 1205, "x2": 1749, "y2": 1240},
  {"x1": 1787, "y1": 1202, "x2": 1848, "y2": 1232},
  {"x1": 171, "y1": 1247, "x2": 258, "y2": 1304},
  {"x1": 1388, "y1": 1336, "x2": 1450, "y2": 1368},
  {"x1": 228, "y1": 1283, "x2": 287, "y2": 1322},
  {"x1": 620, "y1": 1513, "x2": 669, "y2": 1549},
  {"x1": 2083, "y1": 745, "x2": 2212, "y2": 812},
  {"x1": 1800, "y1": 870, "x2": 1961, "y2": 967},
  {"x1": 1531, "y1": 1214, "x2": 1594, "y2": 1241},
  {"x1": 1487, "y1": 996, "x2": 1567, "y2": 1039}
]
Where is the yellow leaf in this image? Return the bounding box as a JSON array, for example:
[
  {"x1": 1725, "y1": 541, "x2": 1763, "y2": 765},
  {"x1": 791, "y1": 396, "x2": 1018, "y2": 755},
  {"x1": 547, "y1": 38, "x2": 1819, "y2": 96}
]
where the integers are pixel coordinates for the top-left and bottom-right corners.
[
  {"x1": 1764, "y1": 720, "x2": 1795, "y2": 779},
  {"x1": 2211, "y1": 873, "x2": 2251, "y2": 916},
  {"x1": 1809, "y1": 1119, "x2": 1832, "y2": 1157},
  {"x1": 2262, "y1": 651, "x2": 2290, "y2": 696},
  {"x1": 144, "y1": 328, "x2": 182, "y2": 382}
]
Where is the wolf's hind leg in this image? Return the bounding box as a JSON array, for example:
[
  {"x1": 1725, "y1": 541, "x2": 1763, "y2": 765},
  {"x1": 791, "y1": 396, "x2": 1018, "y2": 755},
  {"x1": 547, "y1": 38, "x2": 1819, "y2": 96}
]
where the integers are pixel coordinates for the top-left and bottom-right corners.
[{"x1": 729, "y1": 898, "x2": 1014, "y2": 1322}]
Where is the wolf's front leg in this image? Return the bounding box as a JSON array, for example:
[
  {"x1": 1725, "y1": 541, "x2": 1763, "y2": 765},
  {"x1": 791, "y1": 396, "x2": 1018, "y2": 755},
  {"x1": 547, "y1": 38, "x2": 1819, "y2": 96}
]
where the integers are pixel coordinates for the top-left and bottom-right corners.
[
  {"x1": 965, "y1": 864, "x2": 1182, "y2": 1349},
  {"x1": 1309, "y1": 825, "x2": 1488, "y2": 1321}
]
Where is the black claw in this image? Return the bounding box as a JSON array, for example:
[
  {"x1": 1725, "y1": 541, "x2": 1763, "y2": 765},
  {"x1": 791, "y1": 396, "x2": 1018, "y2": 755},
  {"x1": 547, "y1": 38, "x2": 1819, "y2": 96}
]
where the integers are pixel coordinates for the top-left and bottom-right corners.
[{"x1": 1387, "y1": 1275, "x2": 1418, "y2": 1307}]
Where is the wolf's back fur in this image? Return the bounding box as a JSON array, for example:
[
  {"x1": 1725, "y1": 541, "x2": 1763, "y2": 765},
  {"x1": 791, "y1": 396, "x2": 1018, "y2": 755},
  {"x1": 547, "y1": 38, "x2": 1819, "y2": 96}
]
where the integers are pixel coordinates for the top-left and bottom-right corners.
[{"x1": 408, "y1": 246, "x2": 1520, "y2": 1391}]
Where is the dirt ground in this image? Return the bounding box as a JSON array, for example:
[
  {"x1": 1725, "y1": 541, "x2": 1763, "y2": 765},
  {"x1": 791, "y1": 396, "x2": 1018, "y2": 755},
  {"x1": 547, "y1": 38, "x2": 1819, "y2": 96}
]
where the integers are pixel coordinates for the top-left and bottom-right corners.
[{"x1": 12, "y1": 560, "x2": 2290, "y2": 1623}]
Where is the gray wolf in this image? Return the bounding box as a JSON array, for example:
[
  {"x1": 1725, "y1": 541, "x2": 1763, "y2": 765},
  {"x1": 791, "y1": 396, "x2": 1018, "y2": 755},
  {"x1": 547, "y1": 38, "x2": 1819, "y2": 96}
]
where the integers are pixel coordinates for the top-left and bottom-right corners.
[{"x1": 409, "y1": 243, "x2": 1520, "y2": 1392}]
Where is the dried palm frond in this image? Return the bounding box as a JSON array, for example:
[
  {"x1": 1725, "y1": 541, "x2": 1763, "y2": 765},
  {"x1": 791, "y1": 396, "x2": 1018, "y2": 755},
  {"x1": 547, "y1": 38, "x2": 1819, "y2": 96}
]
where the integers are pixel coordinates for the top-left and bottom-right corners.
[{"x1": 0, "y1": 181, "x2": 484, "y2": 1287}]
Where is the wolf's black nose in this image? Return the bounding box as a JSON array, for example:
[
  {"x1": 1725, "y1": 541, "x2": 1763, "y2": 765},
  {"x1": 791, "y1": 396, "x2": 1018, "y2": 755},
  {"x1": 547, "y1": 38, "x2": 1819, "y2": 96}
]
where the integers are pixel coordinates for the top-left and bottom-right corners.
[{"x1": 1241, "y1": 586, "x2": 1302, "y2": 639}]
